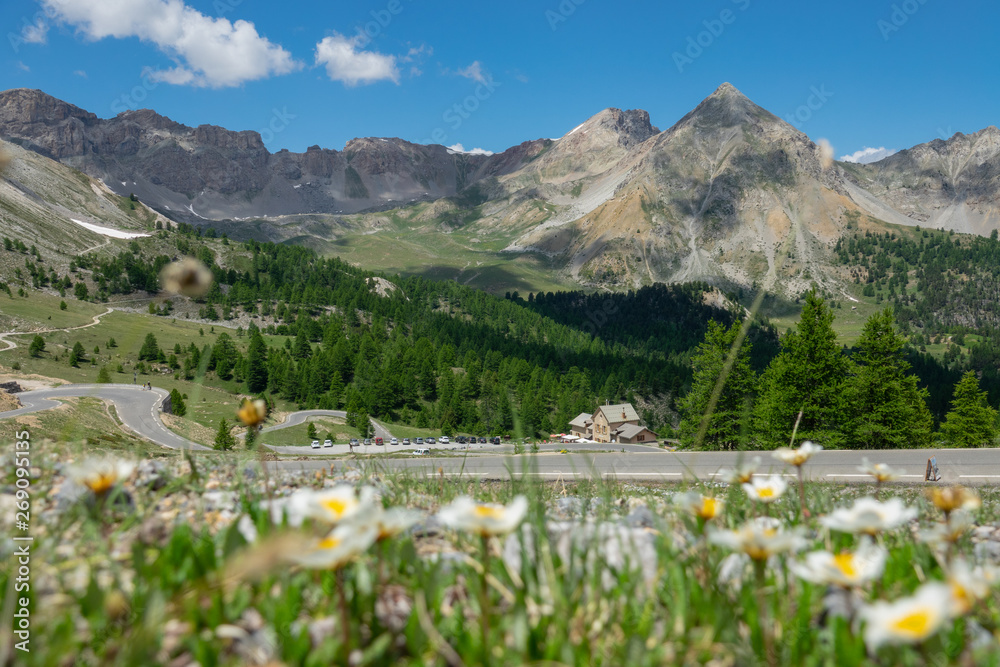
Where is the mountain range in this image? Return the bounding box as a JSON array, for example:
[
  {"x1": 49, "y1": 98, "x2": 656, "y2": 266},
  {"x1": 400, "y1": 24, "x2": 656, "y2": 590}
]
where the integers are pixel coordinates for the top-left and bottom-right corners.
[{"x1": 1, "y1": 84, "x2": 998, "y2": 295}]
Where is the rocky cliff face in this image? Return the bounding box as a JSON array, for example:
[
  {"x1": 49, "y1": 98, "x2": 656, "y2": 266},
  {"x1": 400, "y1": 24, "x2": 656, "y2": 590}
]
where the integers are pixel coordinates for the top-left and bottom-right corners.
[
  {"x1": 0, "y1": 89, "x2": 535, "y2": 220},
  {"x1": 842, "y1": 126, "x2": 1000, "y2": 235}
]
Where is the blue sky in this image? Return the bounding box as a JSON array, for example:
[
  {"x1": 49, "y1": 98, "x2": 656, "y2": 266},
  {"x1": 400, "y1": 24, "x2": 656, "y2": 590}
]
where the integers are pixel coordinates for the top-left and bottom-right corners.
[{"x1": 3, "y1": 0, "x2": 998, "y2": 161}]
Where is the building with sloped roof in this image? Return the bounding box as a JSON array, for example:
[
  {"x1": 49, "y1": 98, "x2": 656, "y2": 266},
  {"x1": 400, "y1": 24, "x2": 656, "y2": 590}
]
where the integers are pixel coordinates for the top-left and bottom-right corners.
[{"x1": 569, "y1": 402, "x2": 656, "y2": 444}]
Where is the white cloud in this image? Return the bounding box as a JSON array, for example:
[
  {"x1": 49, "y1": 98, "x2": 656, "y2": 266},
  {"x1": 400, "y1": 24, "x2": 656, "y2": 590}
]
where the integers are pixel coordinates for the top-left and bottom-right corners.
[
  {"x1": 402, "y1": 44, "x2": 432, "y2": 63},
  {"x1": 447, "y1": 143, "x2": 494, "y2": 156},
  {"x1": 73, "y1": 69, "x2": 88, "y2": 78},
  {"x1": 40, "y1": 0, "x2": 300, "y2": 88},
  {"x1": 314, "y1": 33, "x2": 399, "y2": 86},
  {"x1": 839, "y1": 146, "x2": 898, "y2": 164},
  {"x1": 16, "y1": 61, "x2": 30, "y2": 72},
  {"x1": 21, "y1": 17, "x2": 49, "y2": 44},
  {"x1": 456, "y1": 60, "x2": 486, "y2": 84}
]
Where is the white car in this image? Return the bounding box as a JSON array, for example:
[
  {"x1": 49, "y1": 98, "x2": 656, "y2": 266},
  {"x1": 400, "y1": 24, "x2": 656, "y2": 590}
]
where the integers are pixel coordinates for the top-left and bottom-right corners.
[
  {"x1": 311, "y1": 440, "x2": 320, "y2": 449},
  {"x1": 390, "y1": 437, "x2": 399, "y2": 445},
  {"x1": 439, "y1": 436, "x2": 450, "y2": 444},
  {"x1": 413, "y1": 448, "x2": 430, "y2": 456},
  {"x1": 323, "y1": 439, "x2": 333, "y2": 448},
  {"x1": 426, "y1": 437, "x2": 436, "y2": 444}
]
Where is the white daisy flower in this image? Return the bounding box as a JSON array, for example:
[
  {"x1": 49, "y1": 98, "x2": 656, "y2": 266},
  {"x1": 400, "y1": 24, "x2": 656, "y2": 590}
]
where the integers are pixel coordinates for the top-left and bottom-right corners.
[
  {"x1": 716, "y1": 456, "x2": 762, "y2": 484},
  {"x1": 858, "y1": 457, "x2": 904, "y2": 483},
  {"x1": 65, "y1": 457, "x2": 136, "y2": 496},
  {"x1": 860, "y1": 582, "x2": 953, "y2": 651},
  {"x1": 708, "y1": 517, "x2": 808, "y2": 561},
  {"x1": 772, "y1": 441, "x2": 823, "y2": 467},
  {"x1": 789, "y1": 540, "x2": 887, "y2": 588},
  {"x1": 286, "y1": 523, "x2": 379, "y2": 570},
  {"x1": 742, "y1": 475, "x2": 787, "y2": 504},
  {"x1": 820, "y1": 497, "x2": 917, "y2": 536},
  {"x1": 438, "y1": 495, "x2": 528, "y2": 536},
  {"x1": 673, "y1": 491, "x2": 725, "y2": 520}
]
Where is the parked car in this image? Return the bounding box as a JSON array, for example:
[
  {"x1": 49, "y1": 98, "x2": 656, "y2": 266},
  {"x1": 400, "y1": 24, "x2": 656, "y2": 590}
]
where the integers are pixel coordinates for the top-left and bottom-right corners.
[
  {"x1": 390, "y1": 437, "x2": 399, "y2": 446},
  {"x1": 349, "y1": 438, "x2": 359, "y2": 447},
  {"x1": 413, "y1": 448, "x2": 430, "y2": 456},
  {"x1": 426, "y1": 437, "x2": 436, "y2": 444},
  {"x1": 402, "y1": 438, "x2": 411, "y2": 446},
  {"x1": 323, "y1": 439, "x2": 333, "y2": 448},
  {"x1": 415, "y1": 437, "x2": 425, "y2": 445},
  {"x1": 457, "y1": 436, "x2": 467, "y2": 444},
  {"x1": 364, "y1": 438, "x2": 372, "y2": 446},
  {"x1": 311, "y1": 440, "x2": 321, "y2": 449},
  {"x1": 439, "y1": 436, "x2": 450, "y2": 444},
  {"x1": 491, "y1": 436, "x2": 501, "y2": 445},
  {"x1": 375, "y1": 437, "x2": 384, "y2": 446},
  {"x1": 478, "y1": 437, "x2": 487, "y2": 444}
]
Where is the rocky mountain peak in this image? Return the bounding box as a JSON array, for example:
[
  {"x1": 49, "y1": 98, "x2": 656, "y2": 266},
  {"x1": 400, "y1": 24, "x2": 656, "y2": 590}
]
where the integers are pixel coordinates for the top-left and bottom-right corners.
[
  {"x1": 673, "y1": 82, "x2": 778, "y2": 131},
  {"x1": 0, "y1": 88, "x2": 97, "y2": 127},
  {"x1": 567, "y1": 108, "x2": 659, "y2": 149}
]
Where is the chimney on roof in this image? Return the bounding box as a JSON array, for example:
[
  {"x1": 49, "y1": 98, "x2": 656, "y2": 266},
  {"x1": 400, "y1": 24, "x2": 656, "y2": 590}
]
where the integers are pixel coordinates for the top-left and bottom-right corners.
[{"x1": 622, "y1": 410, "x2": 627, "y2": 420}]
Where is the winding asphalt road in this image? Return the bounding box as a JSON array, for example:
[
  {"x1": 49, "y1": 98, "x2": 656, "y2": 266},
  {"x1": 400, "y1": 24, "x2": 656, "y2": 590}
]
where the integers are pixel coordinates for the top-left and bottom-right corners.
[
  {"x1": 2, "y1": 384, "x2": 1000, "y2": 483},
  {"x1": 0, "y1": 383, "x2": 209, "y2": 450}
]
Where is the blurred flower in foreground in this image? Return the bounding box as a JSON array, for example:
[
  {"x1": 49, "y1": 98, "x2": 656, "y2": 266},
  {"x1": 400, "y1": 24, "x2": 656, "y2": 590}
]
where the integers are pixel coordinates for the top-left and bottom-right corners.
[
  {"x1": 858, "y1": 458, "x2": 904, "y2": 483},
  {"x1": 708, "y1": 517, "x2": 807, "y2": 561},
  {"x1": 159, "y1": 257, "x2": 213, "y2": 298},
  {"x1": 817, "y1": 139, "x2": 834, "y2": 170},
  {"x1": 286, "y1": 523, "x2": 378, "y2": 570},
  {"x1": 820, "y1": 497, "x2": 917, "y2": 536},
  {"x1": 238, "y1": 398, "x2": 268, "y2": 427},
  {"x1": 860, "y1": 582, "x2": 953, "y2": 651},
  {"x1": 438, "y1": 495, "x2": 528, "y2": 537},
  {"x1": 673, "y1": 491, "x2": 725, "y2": 521},
  {"x1": 947, "y1": 558, "x2": 1000, "y2": 616},
  {"x1": 65, "y1": 457, "x2": 136, "y2": 496},
  {"x1": 303, "y1": 485, "x2": 377, "y2": 525},
  {"x1": 917, "y1": 510, "x2": 974, "y2": 546},
  {"x1": 773, "y1": 441, "x2": 823, "y2": 467},
  {"x1": 927, "y1": 486, "x2": 981, "y2": 514},
  {"x1": 717, "y1": 456, "x2": 761, "y2": 484},
  {"x1": 742, "y1": 475, "x2": 787, "y2": 504},
  {"x1": 789, "y1": 541, "x2": 887, "y2": 588},
  {"x1": 374, "y1": 507, "x2": 422, "y2": 540}
]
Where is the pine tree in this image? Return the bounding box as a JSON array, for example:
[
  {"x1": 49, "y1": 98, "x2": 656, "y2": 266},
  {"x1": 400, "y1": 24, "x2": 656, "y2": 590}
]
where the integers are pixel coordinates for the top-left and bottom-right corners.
[
  {"x1": 69, "y1": 341, "x2": 86, "y2": 367},
  {"x1": 679, "y1": 320, "x2": 756, "y2": 450},
  {"x1": 214, "y1": 418, "x2": 236, "y2": 451},
  {"x1": 307, "y1": 422, "x2": 318, "y2": 440},
  {"x1": 28, "y1": 335, "x2": 45, "y2": 357},
  {"x1": 97, "y1": 366, "x2": 111, "y2": 383},
  {"x1": 246, "y1": 326, "x2": 269, "y2": 393},
  {"x1": 755, "y1": 290, "x2": 848, "y2": 448},
  {"x1": 138, "y1": 333, "x2": 160, "y2": 361},
  {"x1": 940, "y1": 371, "x2": 998, "y2": 448},
  {"x1": 842, "y1": 308, "x2": 933, "y2": 449},
  {"x1": 169, "y1": 388, "x2": 187, "y2": 417}
]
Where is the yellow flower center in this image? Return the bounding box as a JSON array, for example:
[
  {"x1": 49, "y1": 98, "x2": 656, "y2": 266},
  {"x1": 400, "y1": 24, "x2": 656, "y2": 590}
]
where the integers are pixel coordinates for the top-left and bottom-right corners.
[
  {"x1": 317, "y1": 536, "x2": 342, "y2": 550},
  {"x1": 321, "y1": 498, "x2": 352, "y2": 518},
  {"x1": 699, "y1": 498, "x2": 719, "y2": 519},
  {"x1": 951, "y1": 583, "x2": 972, "y2": 613},
  {"x1": 833, "y1": 553, "x2": 857, "y2": 579},
  {"x1": 474, "y1": 505, "x2": 503, "y2": 520},
  {"x1": 746, "y1": 546, "x2": 770, "y2": 561},
  {"x1": 86, "y1": 472, "x2": 117, "y2": 495},
  {"x1": 757, "y1": 487, "x2": 774, "y2": 499},
  {"x1": 738, "y1": 473, "x2": 753, "y2": 484},
  {"x1": 891, "y1": 608, "x2": 933, "y2": 638}
]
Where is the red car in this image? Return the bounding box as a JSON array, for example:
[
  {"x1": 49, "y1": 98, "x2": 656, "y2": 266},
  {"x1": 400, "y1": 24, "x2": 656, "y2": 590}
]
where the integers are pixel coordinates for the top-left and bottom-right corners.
[{"x1": 375, "y1": 437, "x2": 384, "y2": 446}]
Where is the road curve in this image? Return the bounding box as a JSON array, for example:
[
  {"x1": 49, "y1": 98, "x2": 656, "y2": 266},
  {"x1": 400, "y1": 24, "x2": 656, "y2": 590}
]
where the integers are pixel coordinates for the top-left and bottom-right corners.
[{"x1": 0, "y1": 383, "x2": 209, "y2": 450}]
